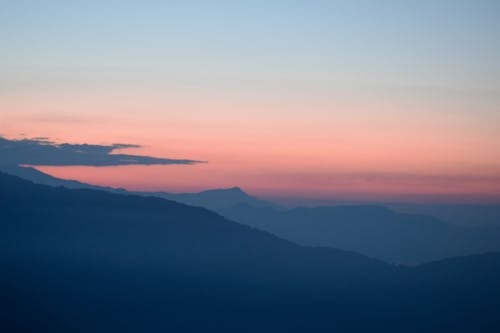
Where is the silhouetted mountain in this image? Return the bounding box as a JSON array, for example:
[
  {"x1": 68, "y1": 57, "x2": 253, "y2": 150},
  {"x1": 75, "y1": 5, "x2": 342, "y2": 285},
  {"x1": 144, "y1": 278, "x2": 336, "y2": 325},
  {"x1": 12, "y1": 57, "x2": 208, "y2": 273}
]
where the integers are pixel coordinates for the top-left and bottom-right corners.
[
  {"x1": 1, "y1": 172, "x2": 500, "y2": 332},
  {"x1": 0, "y1": 171, "x2": 384, "y2": 281},
  {"x1": 4, "y1": 165, "x2": 500, "y2": 265},
  {"x1": 0, "y1": 172, "x2": 388, "y2": 332},
  {"x1": 145, "y1": 186, "x2": 274, "y2": 210},
  {"x1": 219, "y1": 204, "x2": 500, "y2": 264},
  {"x1": 0, "y1": 165, "x2": 272, "y2": 211}
]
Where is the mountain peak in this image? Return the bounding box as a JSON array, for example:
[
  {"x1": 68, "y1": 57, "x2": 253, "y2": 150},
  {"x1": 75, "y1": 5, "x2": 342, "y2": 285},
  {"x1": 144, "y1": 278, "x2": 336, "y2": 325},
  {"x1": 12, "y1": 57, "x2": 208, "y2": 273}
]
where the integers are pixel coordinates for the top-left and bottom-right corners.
[
  {"x1": 226, "y1": 186, "x2": 246, "y2": 194},
  {"x1": 199, "y1": 186, "x2": 249, "y2": 198}
]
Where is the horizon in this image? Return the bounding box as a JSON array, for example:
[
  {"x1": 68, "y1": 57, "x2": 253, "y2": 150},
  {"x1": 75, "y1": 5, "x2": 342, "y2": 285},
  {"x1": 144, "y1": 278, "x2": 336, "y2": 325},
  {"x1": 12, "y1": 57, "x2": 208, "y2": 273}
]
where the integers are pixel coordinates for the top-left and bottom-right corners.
[
  {"x1": 2, "y1": 127, "x2": 500, "y2": 204},
  {"x1": 2, "y1": 153, "x2": 500, "y2": 205},
  {"x1": 2, "y1": 1, "x2": 500, "y2": 203}
]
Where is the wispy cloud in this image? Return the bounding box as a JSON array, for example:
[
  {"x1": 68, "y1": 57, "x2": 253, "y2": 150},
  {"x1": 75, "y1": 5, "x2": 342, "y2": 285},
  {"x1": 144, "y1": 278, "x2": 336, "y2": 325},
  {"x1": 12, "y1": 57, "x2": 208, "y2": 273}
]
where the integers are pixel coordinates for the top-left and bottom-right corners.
[{"x1": 0, "y1": 137, "x2": 202, "y2": 166}]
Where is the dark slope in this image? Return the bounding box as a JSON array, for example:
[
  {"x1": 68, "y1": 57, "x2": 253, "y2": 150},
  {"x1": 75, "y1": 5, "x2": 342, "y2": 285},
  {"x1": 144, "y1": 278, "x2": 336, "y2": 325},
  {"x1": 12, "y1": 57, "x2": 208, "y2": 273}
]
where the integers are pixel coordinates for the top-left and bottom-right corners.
[
  {"x1": 0, "y1": 171, "x2": 386, "y2": 281},
  {"x1": 396, "y1": 253, "x2": 500, "y2": 332},
  {"x1": 220, "y1": 203, "x2": 500, "y2": 264},
  {"x1": 0, "y1": 288, "x2": 75, "y2": 333},
  {"x1": 0, "y1": 172, "x2": 390, "y2": 332},
  {"x1": 2, "y1": 172, "x2": 500, "y2": 332}
]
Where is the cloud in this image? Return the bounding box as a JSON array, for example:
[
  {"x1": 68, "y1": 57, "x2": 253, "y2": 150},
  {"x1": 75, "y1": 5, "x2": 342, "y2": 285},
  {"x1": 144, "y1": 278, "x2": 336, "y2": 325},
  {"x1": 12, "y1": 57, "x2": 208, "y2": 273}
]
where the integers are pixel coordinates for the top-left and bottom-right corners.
[{"x1": 0, "y1": 137, "x2": 202, "y2": 167}]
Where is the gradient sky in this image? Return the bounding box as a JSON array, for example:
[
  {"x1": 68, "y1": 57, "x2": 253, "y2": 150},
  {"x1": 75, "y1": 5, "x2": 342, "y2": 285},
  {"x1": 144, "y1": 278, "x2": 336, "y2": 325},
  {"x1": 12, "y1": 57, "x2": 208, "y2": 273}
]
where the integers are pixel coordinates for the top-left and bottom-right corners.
[{"x1": 1, "y1": 0, "x2": 500, "y2": 203}]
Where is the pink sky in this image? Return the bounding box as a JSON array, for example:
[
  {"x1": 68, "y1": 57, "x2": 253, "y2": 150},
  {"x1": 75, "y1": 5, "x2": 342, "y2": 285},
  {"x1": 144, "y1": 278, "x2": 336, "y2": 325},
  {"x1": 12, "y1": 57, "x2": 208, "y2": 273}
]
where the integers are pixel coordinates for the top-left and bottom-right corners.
[{"x1": 2, "y1": 90, "x2": 499, "y2": 203}]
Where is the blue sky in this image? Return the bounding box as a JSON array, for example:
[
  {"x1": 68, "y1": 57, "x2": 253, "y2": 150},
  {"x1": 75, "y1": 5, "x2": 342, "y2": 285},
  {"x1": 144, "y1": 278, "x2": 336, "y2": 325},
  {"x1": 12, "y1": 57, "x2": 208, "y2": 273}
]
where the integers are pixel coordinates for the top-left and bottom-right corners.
[{"x1": 3, "y1": 0, "x2": 499, "y2": 96}]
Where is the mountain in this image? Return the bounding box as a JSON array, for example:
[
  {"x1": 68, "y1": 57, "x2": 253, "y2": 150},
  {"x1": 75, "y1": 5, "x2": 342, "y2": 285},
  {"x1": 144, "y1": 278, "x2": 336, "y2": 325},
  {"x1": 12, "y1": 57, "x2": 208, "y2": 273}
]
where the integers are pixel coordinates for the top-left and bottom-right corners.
[
  {"x1": 0, "y1": 165, "x2": 272, "y2": 211},
  {"x1": 4, "y1": 165, "x2": 500, "y2": 265},
  {"x1": 145, "y1": 186, "x2": 274, "y2": 210},
  {"x1": 0, "y1": 171, "x2": 384, "y2": 281},
  {"x1": 0, "y1": 172, "x2": 389, "y2": 332},
  {"x1": 219, "y1": 203, "x2": 500, "y2": 264},
  {"x1": 1, "y1": 172, "x2": 500, "y2": 332}
]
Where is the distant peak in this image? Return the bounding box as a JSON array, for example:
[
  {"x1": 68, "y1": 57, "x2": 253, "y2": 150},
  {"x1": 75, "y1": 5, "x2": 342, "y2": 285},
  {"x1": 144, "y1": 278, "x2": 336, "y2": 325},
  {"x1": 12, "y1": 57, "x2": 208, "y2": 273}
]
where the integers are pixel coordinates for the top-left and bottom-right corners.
[
  {"x1": 217, "y1": 186, "x2": 248, "y2": 196},
  {"x1": 198, "y1": 186, "x2": 249, "y2": 197}
]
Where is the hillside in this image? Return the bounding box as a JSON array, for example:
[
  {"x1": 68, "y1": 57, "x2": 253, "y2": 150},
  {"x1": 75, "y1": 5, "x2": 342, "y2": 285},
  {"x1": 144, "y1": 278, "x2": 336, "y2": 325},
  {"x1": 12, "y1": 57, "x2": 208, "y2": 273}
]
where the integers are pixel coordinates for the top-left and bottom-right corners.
[{"x1": 2, "y1": 172, "x2": 500, "y2": 332}]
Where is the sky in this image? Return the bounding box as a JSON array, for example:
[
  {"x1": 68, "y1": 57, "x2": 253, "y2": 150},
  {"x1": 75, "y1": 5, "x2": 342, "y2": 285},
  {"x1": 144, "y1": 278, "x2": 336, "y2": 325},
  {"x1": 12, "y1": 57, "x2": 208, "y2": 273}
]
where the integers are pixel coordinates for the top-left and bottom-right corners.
[{"x1": 1, "y1": 0, "x2": 500, "y2": 203}]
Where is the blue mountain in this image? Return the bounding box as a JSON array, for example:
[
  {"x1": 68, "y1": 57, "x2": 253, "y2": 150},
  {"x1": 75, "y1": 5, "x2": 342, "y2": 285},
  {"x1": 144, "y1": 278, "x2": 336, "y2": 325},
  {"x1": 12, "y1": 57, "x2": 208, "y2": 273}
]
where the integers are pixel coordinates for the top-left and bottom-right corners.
[
  {"x1": 3, "y1": 165, "x2": 500, "y2": 264},
  {"x1": 1, "y1": 172, "x2": 500, "y2": 332}
]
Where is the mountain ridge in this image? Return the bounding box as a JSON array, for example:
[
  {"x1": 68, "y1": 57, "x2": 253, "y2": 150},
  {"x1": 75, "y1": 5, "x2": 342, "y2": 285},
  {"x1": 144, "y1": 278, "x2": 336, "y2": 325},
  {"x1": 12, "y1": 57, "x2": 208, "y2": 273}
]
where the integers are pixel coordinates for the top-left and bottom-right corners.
[
  {"x1": 2, "y1": 171, "x2": 500, "y2": 332},
  {"x1": 3, "y1": 165, "x2": 500, "y2": 265}
]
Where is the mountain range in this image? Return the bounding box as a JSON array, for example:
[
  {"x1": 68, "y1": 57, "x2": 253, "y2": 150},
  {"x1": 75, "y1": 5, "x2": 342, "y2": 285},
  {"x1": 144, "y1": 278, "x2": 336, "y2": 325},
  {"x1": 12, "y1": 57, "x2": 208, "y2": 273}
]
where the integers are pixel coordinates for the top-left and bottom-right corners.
[
  {"x1": 2, "y1": 165, "x2": 500, "y2": 264},
  {"x1": 220, "y1": 203, "x2": 500, "y2": 264},
  {"x1": 1, "y1": 171, "x2": 500, "y2": 332}
]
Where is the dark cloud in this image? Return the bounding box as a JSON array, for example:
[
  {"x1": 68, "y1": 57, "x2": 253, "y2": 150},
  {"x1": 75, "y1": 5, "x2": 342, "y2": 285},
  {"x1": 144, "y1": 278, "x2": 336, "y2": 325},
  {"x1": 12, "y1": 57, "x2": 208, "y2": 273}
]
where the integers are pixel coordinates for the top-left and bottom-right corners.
[{"x1": 0, "y1": 137, "x2": 202, "y2": 166}]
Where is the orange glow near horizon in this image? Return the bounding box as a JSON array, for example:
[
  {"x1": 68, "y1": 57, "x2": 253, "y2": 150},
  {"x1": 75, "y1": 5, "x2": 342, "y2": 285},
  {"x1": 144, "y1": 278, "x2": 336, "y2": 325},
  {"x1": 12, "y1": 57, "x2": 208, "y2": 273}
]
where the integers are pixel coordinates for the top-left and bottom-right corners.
[
  {"x1": 32, "y1": 162, "x2": 500, "y2": 204},
  {"x1": 2, "y1": 90, "x2": 500, "y2": 203}
]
